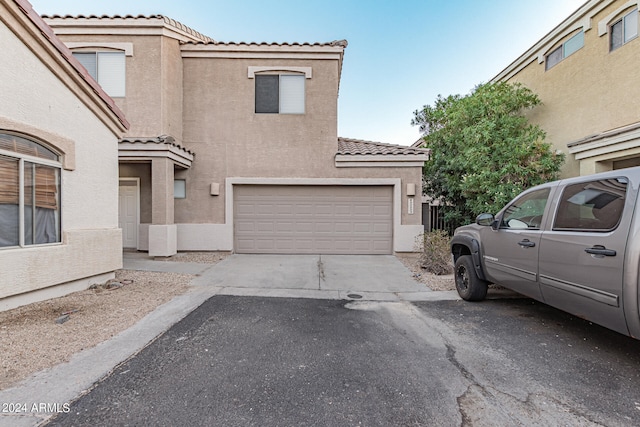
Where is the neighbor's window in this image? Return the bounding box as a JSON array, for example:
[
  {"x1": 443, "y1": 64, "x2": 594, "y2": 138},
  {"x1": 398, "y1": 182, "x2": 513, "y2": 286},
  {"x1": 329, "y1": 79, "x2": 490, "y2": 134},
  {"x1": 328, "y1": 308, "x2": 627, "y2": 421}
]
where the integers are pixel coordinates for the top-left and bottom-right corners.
[
  {"x1": 610, "y1": 8, "x2": 638, "y2": 51},
  {"x1": 546, "y1": 30, "x2": 584, "y2": 70},
  {"x1": 553, "y1": 178, "x2": 627, "y2": 231},
  {"x1": 500, "y1": 188, "x2": 550, "y2": 230},
  {"x1": 174, "y1": 179, "x2": 186, "y2": 199},
  {"x1": 0, "y1": 133, "x2": 61, "y2": 248},
  {"x1": 72, "y1": 51, "x2": 126, "y2": 97},
  {"x1": 255, "y1": 74, "x2": 305, "y2": 114}
]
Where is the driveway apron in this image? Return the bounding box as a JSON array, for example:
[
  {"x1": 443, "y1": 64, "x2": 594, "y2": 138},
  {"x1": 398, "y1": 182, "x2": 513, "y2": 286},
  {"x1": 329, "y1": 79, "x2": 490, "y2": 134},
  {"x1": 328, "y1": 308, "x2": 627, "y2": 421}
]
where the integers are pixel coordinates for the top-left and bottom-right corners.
[{"x1": 191, "y1": 254, "x2": 447, "y2": 301}]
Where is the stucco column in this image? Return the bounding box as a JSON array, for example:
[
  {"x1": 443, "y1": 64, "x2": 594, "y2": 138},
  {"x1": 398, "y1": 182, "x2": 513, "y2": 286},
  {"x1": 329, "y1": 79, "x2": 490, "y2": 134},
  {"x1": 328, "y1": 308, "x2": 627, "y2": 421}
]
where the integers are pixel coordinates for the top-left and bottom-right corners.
[
  {"x1": 149, "y1": 158, "x2": 177, "y2": 256},
  {"x1": 151, "y1": 157, "x2": 174, "y2": 224}
]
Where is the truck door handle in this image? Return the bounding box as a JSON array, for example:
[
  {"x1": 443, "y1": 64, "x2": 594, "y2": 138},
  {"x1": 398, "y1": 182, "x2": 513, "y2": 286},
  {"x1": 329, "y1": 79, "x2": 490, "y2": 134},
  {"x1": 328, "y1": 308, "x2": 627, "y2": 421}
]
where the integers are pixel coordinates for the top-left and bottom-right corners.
[
  {"x1": 518, "y1": 239, "x2": 536, "y2": 248},
  {"x1": 585, "y1": 245, "x2": 616, "y2": 257}
]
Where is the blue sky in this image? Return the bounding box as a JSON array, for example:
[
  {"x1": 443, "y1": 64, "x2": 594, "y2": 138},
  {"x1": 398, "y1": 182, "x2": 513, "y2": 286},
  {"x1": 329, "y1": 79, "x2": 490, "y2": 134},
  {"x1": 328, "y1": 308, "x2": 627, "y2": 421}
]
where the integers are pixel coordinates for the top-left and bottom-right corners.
[{"x1": 30, "y1": 0, "x2": 585, "y2": 146}]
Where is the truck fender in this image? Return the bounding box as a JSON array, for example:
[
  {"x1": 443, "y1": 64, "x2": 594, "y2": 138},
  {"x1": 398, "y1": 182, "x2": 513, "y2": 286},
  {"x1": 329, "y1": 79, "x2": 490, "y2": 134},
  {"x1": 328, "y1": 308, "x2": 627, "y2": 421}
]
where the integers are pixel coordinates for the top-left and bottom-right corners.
[{"x1": 451, "y1": 235, "x2": 488, "y2": 281}]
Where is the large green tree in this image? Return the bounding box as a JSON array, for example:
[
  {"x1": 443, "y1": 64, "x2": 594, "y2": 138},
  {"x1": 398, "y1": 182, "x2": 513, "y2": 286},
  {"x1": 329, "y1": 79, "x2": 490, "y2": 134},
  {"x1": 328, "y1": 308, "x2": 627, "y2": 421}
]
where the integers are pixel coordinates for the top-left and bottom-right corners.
[{"x1": 412, "y1": 82, "x2": 564, "y2": 228}]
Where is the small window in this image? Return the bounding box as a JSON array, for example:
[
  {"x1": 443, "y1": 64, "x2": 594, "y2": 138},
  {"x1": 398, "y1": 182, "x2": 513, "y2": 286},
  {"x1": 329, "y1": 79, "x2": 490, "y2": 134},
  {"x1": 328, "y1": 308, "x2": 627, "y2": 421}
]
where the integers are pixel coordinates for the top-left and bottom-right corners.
[
  {"x1": 255, "y1": 74, "x2": 305, "y2": 114},
  {"x1": 553, "y1": 178, "x2": 627, "y2": 232},
  {"x1": 73, "y1": 51, "x2": 126, "y2": 97},
  {"x1": 174, "y1": 179, "x2": 186, "y2": 199},
  {"x1": 500, "y1": 188, "x2": 550, "y2": 230},
  {"x1": 610, "y1": 8, "x2": 638, "y2": 51},
  {"x1": 546, "y1": 31, "x2": 584, "y2": 70},
  {"x1": 0, "y1": 133, "x2": 61, "y2": 248}
]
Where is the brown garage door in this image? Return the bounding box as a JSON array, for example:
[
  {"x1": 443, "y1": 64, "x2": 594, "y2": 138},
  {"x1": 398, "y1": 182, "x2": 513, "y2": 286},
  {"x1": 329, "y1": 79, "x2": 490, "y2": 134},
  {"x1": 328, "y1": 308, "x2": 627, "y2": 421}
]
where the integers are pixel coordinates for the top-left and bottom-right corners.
[{"x1": 234, "y1": 185, "x2": 392, "y2": 254}]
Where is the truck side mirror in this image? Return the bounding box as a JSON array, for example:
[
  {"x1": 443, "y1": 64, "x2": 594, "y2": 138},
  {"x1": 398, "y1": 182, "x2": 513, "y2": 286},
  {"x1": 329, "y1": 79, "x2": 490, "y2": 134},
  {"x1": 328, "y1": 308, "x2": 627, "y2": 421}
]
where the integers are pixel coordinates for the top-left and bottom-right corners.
[{"x1": 476, "y1": 213, "x2": 495, "y2": 227}]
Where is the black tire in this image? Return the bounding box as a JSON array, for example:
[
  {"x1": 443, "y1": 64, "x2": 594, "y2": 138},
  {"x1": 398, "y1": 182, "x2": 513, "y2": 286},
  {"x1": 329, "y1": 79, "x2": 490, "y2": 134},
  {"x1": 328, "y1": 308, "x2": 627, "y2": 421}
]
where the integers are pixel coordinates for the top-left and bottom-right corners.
[{"x1": 454, "y1": 255, "x2": 488, "y2": 301}]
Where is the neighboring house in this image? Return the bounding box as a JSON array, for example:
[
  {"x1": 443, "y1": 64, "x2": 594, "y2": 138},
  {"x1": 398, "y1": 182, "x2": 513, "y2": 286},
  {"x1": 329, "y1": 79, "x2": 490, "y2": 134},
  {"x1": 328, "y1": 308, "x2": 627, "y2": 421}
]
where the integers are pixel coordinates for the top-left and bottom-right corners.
[
  {"x1": 43, "y1": 14, "x2": 429, "y2": 257},
  {"x1": 0, "y1": 0, "x2": 128, "y2": 310},
  {"x1": 492, "y1": 0, "x2": 640, "y2": 178}
]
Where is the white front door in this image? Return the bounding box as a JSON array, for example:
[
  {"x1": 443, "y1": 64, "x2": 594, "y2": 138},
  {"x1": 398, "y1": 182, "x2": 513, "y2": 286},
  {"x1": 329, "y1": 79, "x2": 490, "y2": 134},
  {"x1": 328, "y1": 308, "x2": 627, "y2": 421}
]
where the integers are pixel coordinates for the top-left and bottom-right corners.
[{"x1": 118, "y1": 179, "x2": 139, "y2": 249}]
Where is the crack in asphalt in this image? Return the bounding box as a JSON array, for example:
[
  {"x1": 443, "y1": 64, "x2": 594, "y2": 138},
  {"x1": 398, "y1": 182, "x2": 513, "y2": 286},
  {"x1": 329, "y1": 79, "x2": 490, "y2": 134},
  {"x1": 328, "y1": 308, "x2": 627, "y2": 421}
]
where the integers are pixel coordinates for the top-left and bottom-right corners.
[{"x1": 445, "y1": 343, "x2": 603, "y2": 427}]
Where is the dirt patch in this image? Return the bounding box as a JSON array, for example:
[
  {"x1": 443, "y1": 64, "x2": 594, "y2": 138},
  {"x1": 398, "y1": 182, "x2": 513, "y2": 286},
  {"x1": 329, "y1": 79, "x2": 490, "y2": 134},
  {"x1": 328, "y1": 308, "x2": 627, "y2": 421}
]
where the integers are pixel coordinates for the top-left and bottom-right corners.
[
  {"x1": 163, "y1": 251, "x2": 231, "y2": 264},
  {"x1": 396, "y1": 253, "x2": 455, "y2": 292},
  {"x1": 0, "y1": 252, "x2": 229, "y2": 391}
]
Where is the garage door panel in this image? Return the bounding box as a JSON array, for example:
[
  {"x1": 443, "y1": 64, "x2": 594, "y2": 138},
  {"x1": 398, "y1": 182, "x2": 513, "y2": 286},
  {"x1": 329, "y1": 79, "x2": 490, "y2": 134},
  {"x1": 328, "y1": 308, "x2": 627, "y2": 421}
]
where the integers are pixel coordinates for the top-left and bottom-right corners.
[
  {"x1": 293, "y1": 239, "x2": 313, "y2": 250},
  {"x1": 373, "y1": 223, "x2": 391, "y2": 233},
  {"x1": 295, "y1": 204, "x2": 314, "y2": 215},
  {"x1": 334, "y1": 222, "x2": 352, "y2": 233},
  {"x1": 236, "y1": 222, "x2": 255, "y2": 233},
  {"x1": 276, "y1": 204, "x2": 294, "y2": 214},
  {"x1": 274, "y1": 221, "x2": 293, "y2": 232},
  {"x1": 334, "y1": 205, "x2": 351, "y2": 215},
  {"x1": 373, "y1": 205, "x2": 392, "y2": 216},
  {"x1": 234, "y1": 185, "x2": 392, "y2": 254},
  {"x1": 353, "y1": 223, "x2": 371, "y2": 233},
  {"x1": 256, "y1": 221, "x2": 275, "y2": 232}
]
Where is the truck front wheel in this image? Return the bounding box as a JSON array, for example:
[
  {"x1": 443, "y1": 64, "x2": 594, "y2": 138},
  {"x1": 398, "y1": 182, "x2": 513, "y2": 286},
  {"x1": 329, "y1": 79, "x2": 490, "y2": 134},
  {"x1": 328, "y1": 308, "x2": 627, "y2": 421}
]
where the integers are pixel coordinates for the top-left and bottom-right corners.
[{"x1": 454, "y1": 255, "x2": 488, "y2": 301}]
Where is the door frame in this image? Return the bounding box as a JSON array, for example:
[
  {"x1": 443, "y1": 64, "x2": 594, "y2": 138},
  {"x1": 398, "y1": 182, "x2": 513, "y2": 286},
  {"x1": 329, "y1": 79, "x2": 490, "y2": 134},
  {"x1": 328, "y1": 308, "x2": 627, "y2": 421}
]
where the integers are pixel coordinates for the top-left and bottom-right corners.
[{"x1": 118, "y1": 177, "x2": 140, "y2": 249}]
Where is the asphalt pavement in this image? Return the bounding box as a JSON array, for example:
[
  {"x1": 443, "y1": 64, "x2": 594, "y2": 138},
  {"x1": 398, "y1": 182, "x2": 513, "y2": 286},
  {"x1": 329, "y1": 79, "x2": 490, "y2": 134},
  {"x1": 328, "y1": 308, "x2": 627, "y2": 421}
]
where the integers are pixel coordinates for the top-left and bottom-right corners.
[{"x1": 44, "y1": 296, "x2": 640, "y2": 426}]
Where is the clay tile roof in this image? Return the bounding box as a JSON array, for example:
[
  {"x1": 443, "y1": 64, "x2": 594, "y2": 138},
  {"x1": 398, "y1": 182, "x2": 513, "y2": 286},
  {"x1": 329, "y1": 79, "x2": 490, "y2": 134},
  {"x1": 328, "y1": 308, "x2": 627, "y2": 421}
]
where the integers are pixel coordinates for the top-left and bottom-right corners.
[
  {"x1": 41, "y1": 14, "x2": 214, "y2": 43},
  {"x1": 13, "y1": 0, "x2": 129, "y2": 130},
  {"x1": 182, "y1": 39, "x2": 348, "y2": 47},
  {"x1": 119, "y1": 135, "x2": 195, "y2": 156},
  {"x1": 337, "y1": 137, "x2": 430, "y2": 156}
]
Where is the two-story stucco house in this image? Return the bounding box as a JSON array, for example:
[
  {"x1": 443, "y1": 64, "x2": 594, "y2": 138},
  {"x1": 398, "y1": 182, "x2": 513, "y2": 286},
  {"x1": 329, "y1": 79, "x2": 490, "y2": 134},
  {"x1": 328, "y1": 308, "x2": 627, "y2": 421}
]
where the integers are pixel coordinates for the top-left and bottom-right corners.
[
  {"x1": 492, "y1": 0, "x2": 640, "y2": 178},
  {"x1": 0, "y1": 0, "x2": 129, "y2": 310},
  {"x1": 43, "y1": 14, "x2": 429, "y2": 257}
]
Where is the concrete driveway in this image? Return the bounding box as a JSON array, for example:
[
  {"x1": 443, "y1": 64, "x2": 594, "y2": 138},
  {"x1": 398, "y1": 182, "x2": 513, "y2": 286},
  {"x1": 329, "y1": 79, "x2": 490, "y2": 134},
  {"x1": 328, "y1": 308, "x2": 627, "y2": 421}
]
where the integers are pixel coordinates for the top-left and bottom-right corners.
[
  {"x1": 123, "y1": 252, "x2": 456, "y2": 302},
  {"x1": 192, "y1": 254, "x2": 449, "y2": 301}
]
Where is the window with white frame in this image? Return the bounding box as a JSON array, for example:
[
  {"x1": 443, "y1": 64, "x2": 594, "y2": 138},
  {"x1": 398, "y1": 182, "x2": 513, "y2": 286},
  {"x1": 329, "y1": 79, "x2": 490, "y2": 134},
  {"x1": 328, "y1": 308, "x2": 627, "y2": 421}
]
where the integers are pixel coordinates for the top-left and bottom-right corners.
[
  {"x1": 610, "y1": 8, "x2": 638, "y2": 51},
  {"x1": 546, "y1": 30, "x2": 584, "y2": 70},
  {"x1": 255, "y1": 74, "x2": 305, "y2": 114},
  {"x1": 0, "y1": 133, "x2": 61, "y2": 248},
  {"x1": 72, "y1": 51, "x2": 126, "y2": 97}
]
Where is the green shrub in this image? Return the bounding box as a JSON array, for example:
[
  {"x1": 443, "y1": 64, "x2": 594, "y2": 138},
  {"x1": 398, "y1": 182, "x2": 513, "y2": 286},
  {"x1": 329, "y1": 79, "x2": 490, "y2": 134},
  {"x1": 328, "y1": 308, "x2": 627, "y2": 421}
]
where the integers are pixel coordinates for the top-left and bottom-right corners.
[{"x1": 416, "y1": 230, "x2": 453, "y2": 275}]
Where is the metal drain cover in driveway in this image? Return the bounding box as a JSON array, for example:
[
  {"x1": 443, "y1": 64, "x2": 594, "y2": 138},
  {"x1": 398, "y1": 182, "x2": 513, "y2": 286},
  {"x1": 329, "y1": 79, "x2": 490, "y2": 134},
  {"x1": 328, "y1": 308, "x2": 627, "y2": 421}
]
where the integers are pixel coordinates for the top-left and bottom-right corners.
[{"x1": 347, "y1": 293, "x2": 363, "y2": 299}]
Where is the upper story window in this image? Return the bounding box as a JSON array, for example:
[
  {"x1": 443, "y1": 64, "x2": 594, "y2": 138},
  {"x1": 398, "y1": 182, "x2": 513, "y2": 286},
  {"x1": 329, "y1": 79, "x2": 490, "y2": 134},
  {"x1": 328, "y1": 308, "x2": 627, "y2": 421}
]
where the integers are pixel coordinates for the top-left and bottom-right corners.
[
  {"x1": 545, "y1": 30, "x2": 584, "y2": 70},
  {"x1": 611, "y1": 8, "x2": 638, "y2": 51},
  {"x1": 553, "y1": 178, "x2": 627, "y2": 232},
  {"x1": 255, "y1": 74, "x2": 305, "y2": 114},
  {"x1": 0, "y1": 133, "x2": 61, "y2": 248},
  {"x1": 72, "y1": 51, "x2": 126, "y2": 97}
]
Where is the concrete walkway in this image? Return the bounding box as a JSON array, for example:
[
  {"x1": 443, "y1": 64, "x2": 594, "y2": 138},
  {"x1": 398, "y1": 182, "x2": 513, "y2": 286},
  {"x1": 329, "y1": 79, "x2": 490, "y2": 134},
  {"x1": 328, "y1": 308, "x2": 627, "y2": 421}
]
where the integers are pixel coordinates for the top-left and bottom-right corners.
[{"x1": 0, "y1": 253, "x2": 458, "y2": 427}]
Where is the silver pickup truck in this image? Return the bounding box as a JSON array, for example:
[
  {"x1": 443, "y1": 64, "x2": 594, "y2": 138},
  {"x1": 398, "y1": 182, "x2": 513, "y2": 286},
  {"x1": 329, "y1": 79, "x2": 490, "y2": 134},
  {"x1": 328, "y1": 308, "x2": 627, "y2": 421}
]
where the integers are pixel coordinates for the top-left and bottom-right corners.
[{"x1": 451, "y1": 166, "x2": 640, "y2": 338}]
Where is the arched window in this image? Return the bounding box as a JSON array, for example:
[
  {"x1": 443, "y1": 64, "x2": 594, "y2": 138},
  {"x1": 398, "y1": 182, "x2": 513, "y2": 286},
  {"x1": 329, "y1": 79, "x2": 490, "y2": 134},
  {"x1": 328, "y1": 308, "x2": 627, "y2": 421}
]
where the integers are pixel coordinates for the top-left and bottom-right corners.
[{"x1": 0, "y1": 132, "x2": 61, "y2": 248}]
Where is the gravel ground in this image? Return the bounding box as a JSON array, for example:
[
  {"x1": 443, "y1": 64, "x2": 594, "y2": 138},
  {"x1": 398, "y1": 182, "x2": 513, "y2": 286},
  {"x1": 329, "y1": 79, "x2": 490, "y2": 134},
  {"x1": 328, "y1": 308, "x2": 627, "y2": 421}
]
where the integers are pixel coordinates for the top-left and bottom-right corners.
[
  {"x1": 0, "y1": 252, "x2": 229, "y2": 391},
  {"x1": 396, "y1": 254, "x2": 456, "y2": 292},
  {"x1": 0, "y1": 251, "x2": 449, "y2": 391}
]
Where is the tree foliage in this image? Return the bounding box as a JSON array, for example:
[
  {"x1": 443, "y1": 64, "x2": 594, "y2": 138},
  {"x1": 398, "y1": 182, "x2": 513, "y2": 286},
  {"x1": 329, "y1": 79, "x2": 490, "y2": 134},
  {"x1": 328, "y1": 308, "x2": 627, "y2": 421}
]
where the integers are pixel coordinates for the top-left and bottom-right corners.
[{"x1": 412, "y1": 82, "x2": 564, "y2": 228}]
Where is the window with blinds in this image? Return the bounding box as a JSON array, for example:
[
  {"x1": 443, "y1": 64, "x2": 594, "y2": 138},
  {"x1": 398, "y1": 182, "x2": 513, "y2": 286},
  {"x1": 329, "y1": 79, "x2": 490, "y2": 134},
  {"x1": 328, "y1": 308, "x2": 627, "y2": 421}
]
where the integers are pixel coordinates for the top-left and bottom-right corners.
[
  {"x1": 610, "y1": 8, "x2": 638, "y2": 51},
  {"x1": 255, "y1": 74, "x2": 305, "y2": 114},
  {"x1": 73, "y1": 51, "x2": 126, "y2": 97},
  {"x1": 546, "y1": 30, "x2": 584, "y2": 70},
  {"x1": 0, "y1": 133, "x2": 61, "y2": 248}
]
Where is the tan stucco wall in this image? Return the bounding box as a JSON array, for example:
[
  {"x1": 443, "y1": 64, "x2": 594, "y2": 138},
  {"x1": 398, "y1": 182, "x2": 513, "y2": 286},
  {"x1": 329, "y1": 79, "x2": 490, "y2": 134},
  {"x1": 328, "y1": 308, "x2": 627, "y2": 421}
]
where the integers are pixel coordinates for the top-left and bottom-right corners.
[
  {"x1": 0, "y1": 12, "x2": 122, "y2": 305},
  {"x1": 503, "y1": 0, "x2": 640, "y2": 177},
  {"x1": 161, "y1": 37, "x2": 184, "y2": 143}
]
